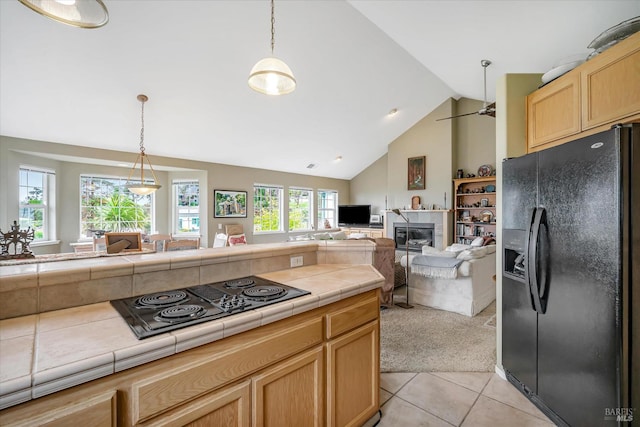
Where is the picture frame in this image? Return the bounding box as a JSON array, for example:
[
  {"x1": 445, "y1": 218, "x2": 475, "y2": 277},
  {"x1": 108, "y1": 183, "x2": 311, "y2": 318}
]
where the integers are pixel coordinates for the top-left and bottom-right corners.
[
  {"x1": 408, "y1": 156, "x2": 426, "y2": 190},
  {"x1": 214, "y1": 190, "x2": 247, "y2": 218},
  {"x1": 105, "y1": 232, "x2": 142, "y2": 252}
]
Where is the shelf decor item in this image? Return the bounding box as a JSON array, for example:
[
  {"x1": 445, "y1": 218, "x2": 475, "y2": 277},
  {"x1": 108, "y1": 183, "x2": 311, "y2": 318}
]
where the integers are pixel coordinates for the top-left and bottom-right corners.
[{"x1": 408, "y1": 156, "x2": 426, "y2": 190}]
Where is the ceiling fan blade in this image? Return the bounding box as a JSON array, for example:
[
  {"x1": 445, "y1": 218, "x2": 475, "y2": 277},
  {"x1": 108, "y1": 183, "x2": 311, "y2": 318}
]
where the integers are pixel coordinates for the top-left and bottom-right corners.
[{"x1": 435, "y1": 111, "x2": 479, "y2": 121}]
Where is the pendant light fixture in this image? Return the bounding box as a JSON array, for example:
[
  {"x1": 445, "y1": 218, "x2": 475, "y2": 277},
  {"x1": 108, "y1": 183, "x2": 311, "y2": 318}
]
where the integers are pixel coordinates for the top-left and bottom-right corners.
[
  {"x1": 248, "y1": 0, "x2": 296, "y2": 95},
  {"x1": 18, "y1": 0, "x2": 109, "y2": 29},
  {"x1": 125, "y1": 95, "x2": 161, "y2": 196}
]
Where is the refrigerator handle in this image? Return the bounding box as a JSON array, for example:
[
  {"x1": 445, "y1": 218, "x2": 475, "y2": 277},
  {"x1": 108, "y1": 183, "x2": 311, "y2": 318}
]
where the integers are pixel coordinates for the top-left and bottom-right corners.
[
  {"x1": 523, "y1": 207, "x2": 537, "y2": 312},
  {"x1": 528, "y1": 207, "x2": 549, "y2": 314}
]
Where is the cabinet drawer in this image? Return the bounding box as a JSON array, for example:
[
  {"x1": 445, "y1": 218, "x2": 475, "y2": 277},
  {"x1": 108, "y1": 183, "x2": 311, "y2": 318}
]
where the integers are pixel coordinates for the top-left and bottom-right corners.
[
  {"x1": 131, "y1": 316, "x2": 323, "y2": 423},
  {"x1": 326, "y1": 294, "x2": 378, "y2": 339}
]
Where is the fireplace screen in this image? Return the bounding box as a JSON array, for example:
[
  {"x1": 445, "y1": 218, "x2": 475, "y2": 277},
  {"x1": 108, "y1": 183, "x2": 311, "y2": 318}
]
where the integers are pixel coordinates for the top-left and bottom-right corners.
[{"x1": 394, "y1": 222, "x2": 435, "y2": 252}]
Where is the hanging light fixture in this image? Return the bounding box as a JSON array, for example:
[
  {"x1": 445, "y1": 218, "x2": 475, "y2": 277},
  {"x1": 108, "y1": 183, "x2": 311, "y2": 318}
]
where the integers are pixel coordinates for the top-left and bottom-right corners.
[
  {"x1": 248, "y1": 0, "x2": 296, "y2": 95},
  {"x1": 18, "y1": 0, "x2": 109, "y2": 29},
  {"x1": 125, "y1": 94, "x2": 161, "y2": 196}
]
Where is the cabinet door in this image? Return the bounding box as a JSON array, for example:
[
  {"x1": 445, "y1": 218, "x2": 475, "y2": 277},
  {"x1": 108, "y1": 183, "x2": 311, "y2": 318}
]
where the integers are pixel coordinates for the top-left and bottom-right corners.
[
  {"x1": 581, "y1": 38, "x2": 640, "y2": 130},
  {"x1": 527, "y1": 72, "x2": 581, "y2": 150},
  {"x1": 3, "y1": 391, "x2": 117, "y2": 427},
  {"x1": 252, "y1": 347, "x2": 324, "y2": 427},
  {"x1": 326, "y1": 320, "x2": 379, "y2": 427},
  {"x1": 139, "y1": 380, "x2": 250, "y2": 427}
]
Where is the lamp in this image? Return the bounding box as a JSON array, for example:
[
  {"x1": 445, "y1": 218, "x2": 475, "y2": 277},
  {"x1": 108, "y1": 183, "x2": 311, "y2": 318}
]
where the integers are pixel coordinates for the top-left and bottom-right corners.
[
  {"x1": 248, "y1": 0, "x2": 296, "y2": 95},
  {"x1": 392, "y1": 209, "x2": 414, "y2": 309},
  {"x1": 125, "y1": 95, "x2": 161, "y2": 196},
  {"x1": 18, "y1": 0, "x2": 108, "y2": 29}
]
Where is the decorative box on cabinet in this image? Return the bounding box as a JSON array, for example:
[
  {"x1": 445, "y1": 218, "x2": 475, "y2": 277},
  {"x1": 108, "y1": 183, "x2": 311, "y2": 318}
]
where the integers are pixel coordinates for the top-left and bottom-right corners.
[{"x1": 453, "y1": 176, "x2": 496, "y2": 245}]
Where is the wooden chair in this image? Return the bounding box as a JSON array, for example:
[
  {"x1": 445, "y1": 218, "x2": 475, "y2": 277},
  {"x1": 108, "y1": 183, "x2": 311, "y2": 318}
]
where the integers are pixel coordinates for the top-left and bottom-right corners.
[
  {"x1": 147, "y1": 234, "x2": 172, "y2": 252},
  {"x1": 225, "y1": 224, "x2": 246, "y2": 246},
  {"x1": 165, "y1": 238, "x2": 200, "y2": 251}
]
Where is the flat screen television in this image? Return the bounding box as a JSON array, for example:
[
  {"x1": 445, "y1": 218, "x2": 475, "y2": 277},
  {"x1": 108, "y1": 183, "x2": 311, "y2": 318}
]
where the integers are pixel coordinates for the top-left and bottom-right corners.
[{"x1": 338, "y1": 205, "x2": 371, "y2": 227}]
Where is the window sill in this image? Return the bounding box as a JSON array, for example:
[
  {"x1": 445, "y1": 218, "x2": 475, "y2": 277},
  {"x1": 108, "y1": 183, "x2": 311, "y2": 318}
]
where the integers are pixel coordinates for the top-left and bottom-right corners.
[{"x1": 30, "y1": 240, "x2": 61, "y2": 247}]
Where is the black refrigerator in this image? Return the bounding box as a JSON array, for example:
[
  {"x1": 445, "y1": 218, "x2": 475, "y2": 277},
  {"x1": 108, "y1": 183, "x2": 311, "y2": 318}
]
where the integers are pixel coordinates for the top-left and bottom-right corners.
[{"x1": 502, "y1": 124, "x2": 638, "y2": 426}]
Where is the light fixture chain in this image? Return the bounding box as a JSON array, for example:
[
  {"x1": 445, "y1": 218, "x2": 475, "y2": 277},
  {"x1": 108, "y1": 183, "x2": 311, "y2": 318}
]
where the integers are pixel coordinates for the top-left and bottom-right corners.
[
  {"x1": 139, "y1": 98, "x2": 145, "y2": 154},
  {"x1": 270, "y1": 0, "x2": 275, "y2": 54}
]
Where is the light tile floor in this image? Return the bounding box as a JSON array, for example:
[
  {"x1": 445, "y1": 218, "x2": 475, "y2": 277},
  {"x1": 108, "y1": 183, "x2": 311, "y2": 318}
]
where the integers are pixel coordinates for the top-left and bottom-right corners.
[{"x1": 377, "y1": 372, "x2": 556, "y2": 426}]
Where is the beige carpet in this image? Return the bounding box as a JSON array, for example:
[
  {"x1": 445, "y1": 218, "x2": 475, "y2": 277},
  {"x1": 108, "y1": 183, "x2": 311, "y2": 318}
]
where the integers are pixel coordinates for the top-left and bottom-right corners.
[{"x1": 380, "y1": 289, "x2": 496, "y2": 373}]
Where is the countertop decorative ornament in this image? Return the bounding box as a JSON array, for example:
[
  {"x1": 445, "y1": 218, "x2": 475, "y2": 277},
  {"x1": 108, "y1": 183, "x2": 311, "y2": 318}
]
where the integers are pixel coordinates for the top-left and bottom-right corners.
[
  {"x1": 0, "y1": 220, "x2": 35, "y2": 260},
  {"x1": 477, "y1": 164, "x2": 494, "y2": 177}
]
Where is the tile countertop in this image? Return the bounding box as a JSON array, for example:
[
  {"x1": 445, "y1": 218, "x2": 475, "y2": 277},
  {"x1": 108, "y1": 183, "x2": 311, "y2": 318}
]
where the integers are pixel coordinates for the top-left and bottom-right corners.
[{"x1": 0, "y1": 264, "x2": 383, "y2": 410}]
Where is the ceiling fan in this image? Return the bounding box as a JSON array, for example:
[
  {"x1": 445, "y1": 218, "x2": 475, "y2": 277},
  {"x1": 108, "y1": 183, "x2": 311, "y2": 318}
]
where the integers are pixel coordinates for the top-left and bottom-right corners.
[{"x1": 436, "y1": 59, "x2": 496, "y2": 121}]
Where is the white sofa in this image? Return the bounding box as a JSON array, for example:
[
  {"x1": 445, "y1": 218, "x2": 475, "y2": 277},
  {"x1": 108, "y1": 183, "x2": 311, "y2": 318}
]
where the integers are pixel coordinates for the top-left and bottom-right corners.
[{"x1": 401, "y1": 243, "x2": 496, "y2": 317}]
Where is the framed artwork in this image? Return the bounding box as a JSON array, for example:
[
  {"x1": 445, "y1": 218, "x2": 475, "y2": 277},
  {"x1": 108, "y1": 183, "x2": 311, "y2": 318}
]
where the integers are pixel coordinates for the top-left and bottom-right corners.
[
  {"x1": 105, "y1": 232, "x2": 142, "y2": 252},
  {"x1": 214, "y1": 190, "x2": 247, "y2": 218},
  {"x1": 408, "y1": 156, "x2": 426, "y2": 190}
]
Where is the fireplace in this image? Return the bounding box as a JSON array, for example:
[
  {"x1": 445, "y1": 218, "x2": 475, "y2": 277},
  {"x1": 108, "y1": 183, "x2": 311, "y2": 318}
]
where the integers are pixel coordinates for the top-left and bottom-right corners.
[{"x1": 394, "y1": 222, "x2": 435, "y2": 252}]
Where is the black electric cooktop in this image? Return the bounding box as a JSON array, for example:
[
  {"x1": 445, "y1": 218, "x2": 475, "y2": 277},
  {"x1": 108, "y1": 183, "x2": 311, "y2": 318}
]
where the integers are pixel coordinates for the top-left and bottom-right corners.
[{"x1": 110, "y1": 276, "x2": 310, "y2": 339}]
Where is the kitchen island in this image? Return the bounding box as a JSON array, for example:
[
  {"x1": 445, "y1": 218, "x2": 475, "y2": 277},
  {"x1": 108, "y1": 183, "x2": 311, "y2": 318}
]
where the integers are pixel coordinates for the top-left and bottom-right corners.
[{"x1": 0, "y1": 241, "x2": 383, "y2": 426}]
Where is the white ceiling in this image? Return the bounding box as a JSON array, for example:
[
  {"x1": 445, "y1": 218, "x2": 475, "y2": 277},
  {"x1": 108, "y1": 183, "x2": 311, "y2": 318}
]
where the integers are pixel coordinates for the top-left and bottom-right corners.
[{"x1": 1, "y1": 1, "x2": 638, "y2": 180}]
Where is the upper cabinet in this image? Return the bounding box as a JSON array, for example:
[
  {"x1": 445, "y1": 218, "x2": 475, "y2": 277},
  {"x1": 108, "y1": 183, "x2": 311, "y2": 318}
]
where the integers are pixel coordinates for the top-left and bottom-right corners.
[{"x1": 527, "y1": 31, "x2": 640, "y2": 152}]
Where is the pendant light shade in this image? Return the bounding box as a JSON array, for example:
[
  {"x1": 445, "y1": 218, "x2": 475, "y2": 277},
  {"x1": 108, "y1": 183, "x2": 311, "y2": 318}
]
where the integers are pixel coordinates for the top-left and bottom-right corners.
[
  {"x1": 18, "y1": 0, "x2": 109, "y2": 29},
  {"x1": 248, "y1": 57, "x2": 296, "y2": 95},
  {"x1": 248, "y1": 0, "x2": 296, "y2": 96},
  {"x1": 125, "y1": 95, "x2": 161, "y2": 196}
]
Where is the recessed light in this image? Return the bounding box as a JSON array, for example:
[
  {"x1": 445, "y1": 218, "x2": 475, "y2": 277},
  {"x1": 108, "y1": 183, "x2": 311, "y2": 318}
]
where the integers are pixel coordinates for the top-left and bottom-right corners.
[
  {"x1": 306, "y1": 163, "x2": 318, "y2": 169},
  {"x1": 387, "y1": 108, "x2": 398, "y2": 117},
  {"x1": 334, "y1": 156, "x2": 343, "y2": 162}
]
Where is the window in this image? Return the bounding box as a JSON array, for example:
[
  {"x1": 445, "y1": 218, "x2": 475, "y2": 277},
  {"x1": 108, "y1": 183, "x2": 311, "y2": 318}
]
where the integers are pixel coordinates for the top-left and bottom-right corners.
[
  {"x1": 19, "y1": 167, "x2": 55, "y2": 241},
  {"x1": 288, "y1": 187, "x2": 313, "y2": 231},
  {"x1": 254, "y1": 184, "x2": 282, "y2": 233},
  {"x1": 317, "y1": 190, "x2": 338, "y2": 229},
  {"x1": 173, "y1": 180, "x2": 200, "y2": 234},
  {"x1": 80, "y1": 176, "x2": 154, "y2": 237}
]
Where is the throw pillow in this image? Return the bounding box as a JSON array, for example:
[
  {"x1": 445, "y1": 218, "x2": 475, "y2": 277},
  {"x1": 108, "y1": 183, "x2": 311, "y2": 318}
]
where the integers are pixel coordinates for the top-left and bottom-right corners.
[
  {"x1": 313, "y1": 232, "x2": 330, "y2": 240},
  {"x1": 329, "y1": 231, "x2": 347, "y2": 240},
  {"x1": 228, "y1": 233, "x2": 247, "y2": 246},
  {"x1": 446, "y1": 243, "x2": 471, "y2": 252},
  {"x1": 457, "y1": 246, "x2": 488, "y2": 260},
  {"x1": 470, "y1": 237, "x2": 485, "y2": 247}
]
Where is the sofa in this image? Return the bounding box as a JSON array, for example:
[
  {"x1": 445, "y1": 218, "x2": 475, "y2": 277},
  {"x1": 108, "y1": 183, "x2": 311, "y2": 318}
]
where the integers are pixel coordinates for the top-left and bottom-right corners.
[{"x1": 401, "y1": 242, "x2": 496, "y2": 317}]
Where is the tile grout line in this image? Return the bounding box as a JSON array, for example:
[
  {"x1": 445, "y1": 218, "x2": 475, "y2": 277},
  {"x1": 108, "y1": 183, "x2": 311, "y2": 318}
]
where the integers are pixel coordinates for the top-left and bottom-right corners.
[{"x1": 456, "y1": 374, "x2": 493, "y2": 426}]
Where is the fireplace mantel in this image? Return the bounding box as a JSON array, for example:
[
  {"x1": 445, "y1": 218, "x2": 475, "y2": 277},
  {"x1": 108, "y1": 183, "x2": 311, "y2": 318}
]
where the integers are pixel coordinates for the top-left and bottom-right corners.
[{"x1": 383, "y1": 209, "x2": 453, "y2": 250}]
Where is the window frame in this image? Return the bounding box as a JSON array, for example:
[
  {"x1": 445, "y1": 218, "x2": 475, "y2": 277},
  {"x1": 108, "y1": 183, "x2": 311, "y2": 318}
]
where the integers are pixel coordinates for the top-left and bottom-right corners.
[
  {"x1": 79, "y1": 174, "x2": 156, "y2": 238},
  {"x1": 253, "y1": 184, "x2": 283, "y2": 234},
  {"x1": 317, "y1": 189, "x2": 339, "y2": 230},
  {"x1": 288, "y1": 186, "x2": 314, "y2": 232},
  {"x1": 18, "y1": 166, "x2": 55, "y2": 241},
  {"x1": 172, "y1": 180, "x2": 201, "y2": 236}
]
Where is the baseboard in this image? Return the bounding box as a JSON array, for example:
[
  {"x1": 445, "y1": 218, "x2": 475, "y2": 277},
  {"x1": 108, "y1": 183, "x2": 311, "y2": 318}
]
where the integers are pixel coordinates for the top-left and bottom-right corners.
[{"x1": 494, "y1": 364, "x2": 507, "y2": 380}]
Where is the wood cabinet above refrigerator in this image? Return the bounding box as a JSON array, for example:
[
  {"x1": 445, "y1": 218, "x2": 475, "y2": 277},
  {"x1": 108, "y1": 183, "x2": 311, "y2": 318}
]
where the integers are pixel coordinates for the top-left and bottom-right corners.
[{"x1": 526, "y1": 31, "x2": 640, "y2": 153}]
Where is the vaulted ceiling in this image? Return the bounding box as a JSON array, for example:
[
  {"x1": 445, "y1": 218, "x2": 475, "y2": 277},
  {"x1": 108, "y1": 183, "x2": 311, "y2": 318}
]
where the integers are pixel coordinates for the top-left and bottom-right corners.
[{"x1": 1, "y1": 1, "x2": 637, "y2": 179}]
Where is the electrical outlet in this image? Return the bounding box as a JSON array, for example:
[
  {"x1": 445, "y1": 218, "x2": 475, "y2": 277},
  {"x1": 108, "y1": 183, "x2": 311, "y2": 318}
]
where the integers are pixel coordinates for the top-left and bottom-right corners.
[
  {"x1": 290, "y1": 255, "x2": 303, "y2": 268},
  {"x1": 218, "y1": 224, "x2": 222, "y2": 230}
]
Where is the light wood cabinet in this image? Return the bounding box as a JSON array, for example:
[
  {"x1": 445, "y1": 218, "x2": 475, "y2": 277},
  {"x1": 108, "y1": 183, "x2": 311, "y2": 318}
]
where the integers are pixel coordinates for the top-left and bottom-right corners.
[
  {"x1": 527, "y1": 31, "x2": 640, "y2": 152},
  {"x1": 0, "y1": 290, "x2": 380, "y2": 427},
  {"x1": 139, "y1": 380, "x2": 251, "y2": 427},
  {"x1": 326, "y1": 321, "x2": 379, "y2": 427},
  {"x1": 253, "y1": 347, "x2": 324, "y2": 427},
  {"x1": 0, "y1": 390, "x2": 117, "y2": 427},
  {"x1": 526, "y1": 71, "x2": 581, "y2": 149},
  {"x1": 581, "y1": 38, "x2": 640, "y2": 130},
  {"x1": 453, "y1": 176, "x2": 496, "y2": 245}
]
